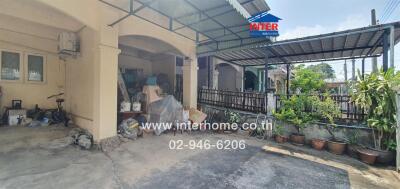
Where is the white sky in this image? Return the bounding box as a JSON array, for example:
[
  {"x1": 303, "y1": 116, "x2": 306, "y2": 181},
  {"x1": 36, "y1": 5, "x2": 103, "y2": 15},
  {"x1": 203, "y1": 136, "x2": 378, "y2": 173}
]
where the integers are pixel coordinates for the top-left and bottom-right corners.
[{"x1": 268, "y1": 0, "x2": 400, "y2": 81}]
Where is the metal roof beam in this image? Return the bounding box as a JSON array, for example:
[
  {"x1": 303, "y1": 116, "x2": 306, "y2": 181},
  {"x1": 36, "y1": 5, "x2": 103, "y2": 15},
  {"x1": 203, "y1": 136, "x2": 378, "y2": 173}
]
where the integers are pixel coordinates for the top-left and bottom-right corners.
[
  {"x1": 350, "y1": 33, "x2": 362, "y2": 57},
  {"x1": 173, "y1": 9, "x2": 236, "y2": 31},
  {"x1": 320, "y1": 39, "x2": 325, "y2": 59},
  {"x1": 222, "y1": 45, "x2": 381, "y2": 62},
  {"x1": 183, "y1": 0, "x2": 243, "y2": 39},
  {"x1": 361, "y1": 32, "x2": 378, "y2": 55},
  {"x1": 202, "y1": 23, "x2": 249, "y2": 33},
  {"x1": 241, "y1": 0, "x2": 256, "y2": 5},
  {"x1": 239, "y1": 55, "x2": 381, "y2": 66},
  {"x1": 198, "y1": 40, "x2": 271, "y2": 56},
  {"x1": 199, "y1": 29, "x2": 249, "y2": 42},
  {"x1": 134, "y1": 0, "x2": 219, "y2": 43},
  {"x1": 106, "y1": 0, "x2": 156, "y2": 26},
  {"x1": 267, "y1": 46, "x2": 289, "y2": 63},
  {"x1": 174, "y1": 3, "x2": 230, "y2": 20},
  {"x1": 365, "y1": 32, "x2": 385, "y2": 56},
  {"x1": 341, "y1": 35, "x2": 348, "y2": 57},
  {"x1": 199, "y1": 36, "x2": 269, "y2": 46},
  {"x1": 99, "y1": 0, "x2": 196, "y2": 41}
]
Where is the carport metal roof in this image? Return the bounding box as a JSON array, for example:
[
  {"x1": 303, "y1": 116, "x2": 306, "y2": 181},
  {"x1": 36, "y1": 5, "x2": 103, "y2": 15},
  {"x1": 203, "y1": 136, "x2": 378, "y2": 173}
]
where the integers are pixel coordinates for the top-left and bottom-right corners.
[
  {"x1": 100, "y1": 0, "x2": 272, "y2": 52},
  {"x1": 202, "y1": 22, "x2": 400, "y2": 66}
]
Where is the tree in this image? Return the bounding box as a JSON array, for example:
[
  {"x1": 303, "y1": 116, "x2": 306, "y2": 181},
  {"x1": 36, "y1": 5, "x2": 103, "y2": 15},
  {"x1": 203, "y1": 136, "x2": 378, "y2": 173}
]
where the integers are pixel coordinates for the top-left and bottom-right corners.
[
  {"x1": 308, "y1": 63, "x2": 336, "y2": 79},
  {"x1": 351, "y1": 69, "x2": 399, "y2": 150},
  {"x1": 291, "y1": 66, "x2": 326, "y2": 93}
]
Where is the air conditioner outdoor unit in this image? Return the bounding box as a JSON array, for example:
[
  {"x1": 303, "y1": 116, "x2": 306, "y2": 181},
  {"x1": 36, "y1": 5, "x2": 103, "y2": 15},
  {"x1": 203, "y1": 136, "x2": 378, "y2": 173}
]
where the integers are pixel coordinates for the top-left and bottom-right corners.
[{"x1": 58, "y1": 32, "x2": 80, "y2": 57}]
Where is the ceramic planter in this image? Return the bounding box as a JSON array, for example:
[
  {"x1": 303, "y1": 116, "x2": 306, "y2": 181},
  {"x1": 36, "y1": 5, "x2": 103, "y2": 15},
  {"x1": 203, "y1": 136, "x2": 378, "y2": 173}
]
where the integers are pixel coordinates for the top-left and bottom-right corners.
[
  {"x1": 327, "y1": 140, "x2": 347, "y2": 155},
  {"x1": 358, "y1": 148, "x2": 378, "y2": 165},
  {"x1": 290, "y1": 134, "x2": 305, "y2": 145},
  {"x1": 275, "y1": 135, "x2": 288, "y2": 143},
  {"x1": 368, "y1": 148, "x2": 395, "y2": 165},
  {"x1": 311, "y1": 139, "x2": 326, "y2": 150}
]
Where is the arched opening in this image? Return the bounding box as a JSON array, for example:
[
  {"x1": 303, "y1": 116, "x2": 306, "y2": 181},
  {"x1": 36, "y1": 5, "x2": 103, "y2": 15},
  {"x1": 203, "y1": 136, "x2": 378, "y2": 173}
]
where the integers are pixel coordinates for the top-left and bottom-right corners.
[
  {"x1": 244, "y1": 71, "x2": 258, "y2": 91},
  {"x1": 216, "y1": 63, "x2": 239, "y2": 91},
  {"x1": 117, "y1": 35, "x2": 185, "y2": 120}
]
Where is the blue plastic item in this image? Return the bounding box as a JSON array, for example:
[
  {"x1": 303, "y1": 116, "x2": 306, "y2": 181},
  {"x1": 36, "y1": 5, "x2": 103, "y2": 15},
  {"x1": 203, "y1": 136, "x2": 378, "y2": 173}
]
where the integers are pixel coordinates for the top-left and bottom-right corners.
[{"x1": 146, "y1": 76, "x2": 157, "y2": 85}]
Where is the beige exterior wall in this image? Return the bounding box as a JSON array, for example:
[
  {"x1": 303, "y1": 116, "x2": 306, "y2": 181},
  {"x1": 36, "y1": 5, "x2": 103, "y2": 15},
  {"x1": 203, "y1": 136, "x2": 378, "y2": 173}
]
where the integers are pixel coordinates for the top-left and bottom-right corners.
[
  {"x1": 0, "y1": 14, "x2": 66, "y2": 110},
  {"x1": 64, "y1": 27, "x2": 96, "y2": 133},
  {"x1": 118, "y1": 54, "x2": 153, "y2": 76},
  {"x1": 0, "y1": 0, "x2": 199, "y2": 141}
]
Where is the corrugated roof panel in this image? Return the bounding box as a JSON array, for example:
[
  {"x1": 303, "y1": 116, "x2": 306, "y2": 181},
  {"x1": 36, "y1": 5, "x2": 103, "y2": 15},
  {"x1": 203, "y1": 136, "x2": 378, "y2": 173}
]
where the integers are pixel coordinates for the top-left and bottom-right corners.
[
  {"x1": 102, "y1": 0, "x2": 272, "y2": 49},
  {"x1": 211, "y1": 22, "x2": 400, "y2": 66},
  {"x1": 237, "y1": 0, "x2": 270, "y2": 16}
]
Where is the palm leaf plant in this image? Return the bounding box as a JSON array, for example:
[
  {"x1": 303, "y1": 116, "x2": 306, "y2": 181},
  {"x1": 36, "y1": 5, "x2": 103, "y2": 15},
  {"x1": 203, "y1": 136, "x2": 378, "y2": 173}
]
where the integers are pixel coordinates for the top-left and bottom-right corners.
[{"x1": 351, "y1": 68, "x2": 398, "y2": 151}]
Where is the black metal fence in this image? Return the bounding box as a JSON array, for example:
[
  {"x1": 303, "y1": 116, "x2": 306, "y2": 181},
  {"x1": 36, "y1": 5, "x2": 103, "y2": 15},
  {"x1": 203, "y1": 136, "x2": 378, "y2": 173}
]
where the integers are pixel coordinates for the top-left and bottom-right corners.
[
  {"x1": 198, "y1": 88, "x2": 366, "y2": 123},
  {"x1": 275, "y1": 94, "x2": 366, "y2": 122},
  {"x1": 198, "y1": 88, "x2": 266, "y2": 113}
]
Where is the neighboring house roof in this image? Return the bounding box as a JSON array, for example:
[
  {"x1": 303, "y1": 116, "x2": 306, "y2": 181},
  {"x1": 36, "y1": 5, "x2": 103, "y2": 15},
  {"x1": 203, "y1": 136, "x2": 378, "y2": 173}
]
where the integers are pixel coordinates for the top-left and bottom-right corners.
[{"x1": 237, "y1": 0, "x2": 270, "y2": 16}]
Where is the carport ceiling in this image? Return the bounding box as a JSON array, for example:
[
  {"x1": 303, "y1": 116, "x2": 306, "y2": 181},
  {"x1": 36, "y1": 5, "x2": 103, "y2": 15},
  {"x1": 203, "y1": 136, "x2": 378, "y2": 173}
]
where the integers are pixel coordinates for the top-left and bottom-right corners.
[
  {"x1": 210, "y1": 22, "x2": 400, "y2": 66},
  {"x1": 99, "y1": 0, "x2": 272, "y2": 53}
]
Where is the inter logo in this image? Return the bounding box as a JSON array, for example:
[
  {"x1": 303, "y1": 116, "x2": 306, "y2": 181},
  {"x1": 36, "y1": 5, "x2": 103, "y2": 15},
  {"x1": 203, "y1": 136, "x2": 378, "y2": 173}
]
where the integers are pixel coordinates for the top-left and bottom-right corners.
[{"x1": 248, "y1": 12, "x2": 282, "y2": 37}]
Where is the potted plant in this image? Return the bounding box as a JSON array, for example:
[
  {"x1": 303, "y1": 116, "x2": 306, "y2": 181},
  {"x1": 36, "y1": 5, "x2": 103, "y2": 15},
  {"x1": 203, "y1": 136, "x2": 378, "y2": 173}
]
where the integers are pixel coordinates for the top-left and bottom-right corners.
[
  {"x1": 352, "y1": 69, "x2": 399, "y2": 164},
  {"x1": 224, "y1": 109, "x2": 241, "y2": 133},
  {"x1": 311, "y1": 138, "x2": 326, "y2": 150},
  {"x1": 346, "y1": 130, "x2": 362, "y2": 159},
  {"x1": 274, "y1": 95, "x2": 314, "y2": 145},
  {"x1": 311, "y1": 94, "x2": 344, "y2": 153},
  {"x1": 357, "y1": 148, "x2": 379, "y2": 164},
  {"x1": 273, "y1": 124, "x2": 288, "y2": 143}
]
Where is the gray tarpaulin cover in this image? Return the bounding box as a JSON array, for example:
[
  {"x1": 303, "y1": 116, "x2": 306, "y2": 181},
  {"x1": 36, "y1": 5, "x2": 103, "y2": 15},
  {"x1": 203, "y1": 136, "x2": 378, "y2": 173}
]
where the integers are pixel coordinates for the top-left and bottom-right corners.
[{"x1": 148, "y1": 95, "x2": 183, "y2": 135}]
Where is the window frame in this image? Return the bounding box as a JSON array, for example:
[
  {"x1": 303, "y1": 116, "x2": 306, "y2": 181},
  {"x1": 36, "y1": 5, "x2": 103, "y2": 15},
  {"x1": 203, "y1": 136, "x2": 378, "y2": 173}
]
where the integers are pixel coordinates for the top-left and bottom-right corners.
[
  {"x1": 25, "y1": 52, "x2": 47, "y2": 84},
  {"x1": 0, "y1": 49, "x2": 24, "y2": 83}
]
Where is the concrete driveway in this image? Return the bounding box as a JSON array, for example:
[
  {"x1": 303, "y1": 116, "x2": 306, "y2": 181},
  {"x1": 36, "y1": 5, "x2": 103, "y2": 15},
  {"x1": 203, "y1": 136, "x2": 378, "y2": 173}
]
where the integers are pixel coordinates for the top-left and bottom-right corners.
[{"x1": 0, "y1": 125, "x2": 398, "y2": 189}]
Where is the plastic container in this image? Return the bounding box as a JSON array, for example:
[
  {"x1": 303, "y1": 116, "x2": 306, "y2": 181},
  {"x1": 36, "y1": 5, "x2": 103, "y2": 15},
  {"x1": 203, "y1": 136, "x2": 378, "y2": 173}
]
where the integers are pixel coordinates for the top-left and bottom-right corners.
[
  {"x1": 132, "y1": 102, "x2": 141, "y2": 112},
  {"x1": 120, "y1": 101, "x2": 131, "y2": 112}
]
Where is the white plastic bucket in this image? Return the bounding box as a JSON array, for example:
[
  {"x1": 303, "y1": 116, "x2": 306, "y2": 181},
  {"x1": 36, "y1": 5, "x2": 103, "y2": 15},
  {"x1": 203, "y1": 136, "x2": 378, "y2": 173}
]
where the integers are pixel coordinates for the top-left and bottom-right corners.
[{"x1": 120, "y1": 101, "x2": 131, "y2": 112}]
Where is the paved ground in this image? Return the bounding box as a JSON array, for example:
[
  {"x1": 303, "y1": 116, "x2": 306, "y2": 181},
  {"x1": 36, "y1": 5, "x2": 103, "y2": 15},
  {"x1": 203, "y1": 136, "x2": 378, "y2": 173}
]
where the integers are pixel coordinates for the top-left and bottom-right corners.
[{"x1": 0, "y1": 125, "x2": 399, "y2": 189}]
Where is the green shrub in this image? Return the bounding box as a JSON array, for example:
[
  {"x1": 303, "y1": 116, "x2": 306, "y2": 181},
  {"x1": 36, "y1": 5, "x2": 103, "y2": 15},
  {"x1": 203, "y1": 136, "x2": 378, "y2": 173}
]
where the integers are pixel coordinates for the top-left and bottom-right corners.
[{"x1": 351, "y1": 68, "x2": 399, "y2": 150}]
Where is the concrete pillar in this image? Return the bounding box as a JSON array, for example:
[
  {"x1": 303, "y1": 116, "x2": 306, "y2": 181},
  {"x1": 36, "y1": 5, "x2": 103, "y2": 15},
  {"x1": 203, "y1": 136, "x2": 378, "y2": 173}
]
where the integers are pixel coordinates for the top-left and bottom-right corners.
[
  {"x1": 92, "y1": 44, "x2": 120, "y2": 141},
  {"x1": 286, "y1": 63, "x2": 290, "y2": 96},
  {"x1": 362, "y1": 59, "x2": 365, "y2": 80},
  {"x1": 383, "y1": 30, "x2": 389, "y2": 72},
  {"x1": 390, "y1": 26, "x2": 395, "y2": 69},
  {"x1": 264, "y1": 55, "x2": 269, "y2": 113},
  {"x1": 371, "y1": 9, "x2": 378, "y2": 73},
  {"x1": 344, "y1": 60, "x2": 348, "y2": 81},
  {"x1": 237, "y1": 66, "x2": 244, "y2": 91},
  {"x1": 213, "y1": 70, "x2": 219, "y2": 89},
  {"x1": 352, "y1": 59, "x2": 356, "y2": 81},
  {"x1": 183, "y1": 56, "x2": 198, "y2": 108},
  {"x1": 242, "y1": 66, "x2": 246, "y2": 92},
  {"x1": 92, "y1": 22, "x2": 120, "y2": 141}
]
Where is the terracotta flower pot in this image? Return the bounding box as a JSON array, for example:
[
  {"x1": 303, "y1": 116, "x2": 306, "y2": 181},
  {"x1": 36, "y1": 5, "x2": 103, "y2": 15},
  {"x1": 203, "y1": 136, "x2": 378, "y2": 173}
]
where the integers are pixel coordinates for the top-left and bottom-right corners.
[
  {"x1": 311, "y1": 139, "x2": 326, "y2": 150},
  {"x1": 368, "y1": 148, "x2": 395, "y2": 165},
  {"x1": 358, "y1": 148, "x2": 379, "y2": 165},
  {"x1": 327, "y1": 140, "x2": 347, "y2": 155},
  {"x1": 347, "y1": 144, "x2": 361, "y2": 159},
  {"x1": 275, "y1": 135, "x2": 288, "y2": 143},
  {"x1": 290, "y1": 134, "x2": 305, "y2": 145}
]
